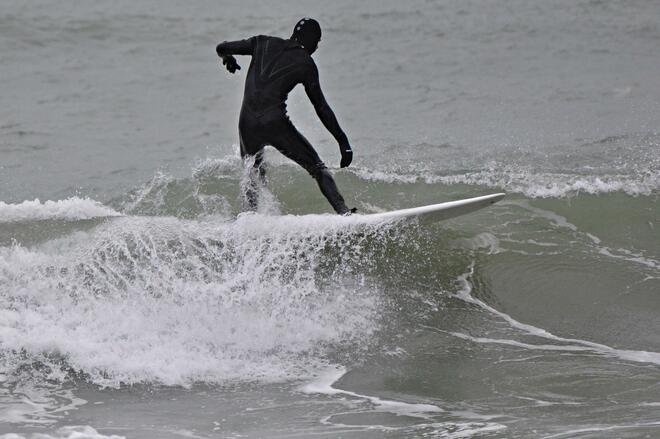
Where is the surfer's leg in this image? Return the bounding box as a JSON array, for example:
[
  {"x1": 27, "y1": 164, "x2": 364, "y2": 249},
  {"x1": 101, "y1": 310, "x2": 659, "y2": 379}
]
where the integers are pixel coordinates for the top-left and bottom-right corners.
[
  {"x1": 239, "y1": 126, "x2": 266, "y2": 211},
  {"x1": 268, "y1": 119, "x2": 349, "y2": 214},
  {"x1": 313, "y1": 166, "x2": 350, "y2": 215}
]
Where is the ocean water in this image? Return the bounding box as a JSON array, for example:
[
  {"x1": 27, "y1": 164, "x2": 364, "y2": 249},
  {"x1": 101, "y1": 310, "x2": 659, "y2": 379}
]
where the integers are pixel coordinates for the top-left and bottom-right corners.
[{"x1": 1, "y1": 0, "x2": 659, "y2": 438}]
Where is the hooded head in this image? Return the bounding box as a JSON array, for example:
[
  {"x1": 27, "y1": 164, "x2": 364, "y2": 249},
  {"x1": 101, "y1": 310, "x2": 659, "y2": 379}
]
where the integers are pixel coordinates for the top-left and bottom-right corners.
[{"x1": 291, "y1": 17, "x2": 321, "y2": 55}]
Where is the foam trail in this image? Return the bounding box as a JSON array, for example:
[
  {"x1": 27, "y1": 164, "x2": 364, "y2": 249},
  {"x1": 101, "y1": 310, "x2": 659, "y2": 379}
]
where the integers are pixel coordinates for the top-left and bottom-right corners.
[
  {"x1": 300, "y1": 368, "x2": 507, "y2": 437},
  {"x1": 541, "y1": 421, "x2": 660, "y2": 439},
  {"x1": 0, "y1": 198, "x2": 121, "y2": 223},
  {"x1": 0, "y1": 426, "x2": 125, "y2": 439},
  {"x1": 0, "y1": 384, "x2": 86, "y2": 425},
  {"x1": 513, "y1": 201, "x2": 660, "y2": 270},
  {"x1": 448, "y1": 333, "x2": 600, "y2": 353},
  {"x1": 451, "y1": 265, "x2": 660, "y2": 366},
  {"x1": 301, "y1": 367, "x2": 443, "y2": 417}
]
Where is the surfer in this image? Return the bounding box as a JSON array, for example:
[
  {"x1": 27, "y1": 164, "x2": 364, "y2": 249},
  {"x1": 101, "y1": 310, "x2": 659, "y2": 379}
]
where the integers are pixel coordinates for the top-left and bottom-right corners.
[{"x1": 216, "y1": 17, "x2": 355, "y2": 215}]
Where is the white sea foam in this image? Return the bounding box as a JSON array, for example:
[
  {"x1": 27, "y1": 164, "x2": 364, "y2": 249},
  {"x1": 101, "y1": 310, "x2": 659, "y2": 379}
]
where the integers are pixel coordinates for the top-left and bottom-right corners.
[
  {"x1": 191, "y1": 156, "x2": 242, "y2": 180},
  {"x1": 0, "y1": 198, "x2": 121, "y2": 223},
  {"x1": 0, "y1": 426, "x2": 125, "y2": 439},
  {"x1": 0, "y1": 383, "x2": 86, "y2": 426},
  {"x1": 451, "y1": 232, "x2": 501, "y2": 254},
  {"x1": 350, "y1": 168, "x2": 418, "y2": 184},
  {"x1": 350, "y1": 166, "x2": 659, "y2": 198},
  {"x1": 0, "y1": 214, "x2": 382, "y2": 387}
]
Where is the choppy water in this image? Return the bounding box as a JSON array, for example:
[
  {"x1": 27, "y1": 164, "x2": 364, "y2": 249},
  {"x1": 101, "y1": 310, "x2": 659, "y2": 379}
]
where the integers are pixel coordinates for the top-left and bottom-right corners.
[{"x1": 1, "y1": 0, "x2": 659, "y2": 438}]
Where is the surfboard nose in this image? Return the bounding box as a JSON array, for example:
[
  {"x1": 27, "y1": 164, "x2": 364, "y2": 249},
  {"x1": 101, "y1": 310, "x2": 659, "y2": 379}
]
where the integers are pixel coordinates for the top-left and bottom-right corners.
[{"x1": 357, "y1": 192, "x2": 507, "y2": 226}]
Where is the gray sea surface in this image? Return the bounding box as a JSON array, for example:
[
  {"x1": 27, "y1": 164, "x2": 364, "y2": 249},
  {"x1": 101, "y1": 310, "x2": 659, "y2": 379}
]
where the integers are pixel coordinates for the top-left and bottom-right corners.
[{"x1": 1, "y1": 1, "x2": 659, "y2": 438}]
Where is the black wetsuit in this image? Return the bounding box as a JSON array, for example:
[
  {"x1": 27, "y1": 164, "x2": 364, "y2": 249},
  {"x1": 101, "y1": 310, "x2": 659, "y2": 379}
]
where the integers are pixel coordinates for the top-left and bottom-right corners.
[{"x1": 216, "y1": 35, "x2": 350, "y2": 214}]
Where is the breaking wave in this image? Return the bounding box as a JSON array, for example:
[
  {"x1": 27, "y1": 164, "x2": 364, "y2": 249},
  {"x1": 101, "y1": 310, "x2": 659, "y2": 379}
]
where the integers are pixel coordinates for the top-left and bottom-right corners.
[
  {"x1": 0, "y1": 198, "x2": 121, "y2": 223},
  {"x1": 0, "y1": 214, "x2": 389, "y2": 387}
]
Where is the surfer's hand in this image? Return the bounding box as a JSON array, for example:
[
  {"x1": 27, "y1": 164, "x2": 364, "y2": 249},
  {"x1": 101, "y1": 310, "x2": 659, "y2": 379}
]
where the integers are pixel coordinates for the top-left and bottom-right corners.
[
  {"x1": 340, "y1": 144, "x2": 353, "y2": 168},
  {"x1": 222, "y1": 56, "x2": 241, "y2": 74}
]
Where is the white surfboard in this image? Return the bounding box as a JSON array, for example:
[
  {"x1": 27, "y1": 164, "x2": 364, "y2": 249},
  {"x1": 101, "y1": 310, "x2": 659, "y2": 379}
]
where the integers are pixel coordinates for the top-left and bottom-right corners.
[{"x1": 354, "y1": 193, "x2": 506, "y2": 225}]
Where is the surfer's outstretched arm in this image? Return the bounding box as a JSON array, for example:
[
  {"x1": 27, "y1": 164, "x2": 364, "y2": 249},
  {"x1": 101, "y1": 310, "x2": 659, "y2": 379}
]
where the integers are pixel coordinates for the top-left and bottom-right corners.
[
  {"x1": 303, "y1": 63, "x2": 353, "y2": 168},
  {"x1": 215, "y1": 38, "x2": 254, "y2": 74}
]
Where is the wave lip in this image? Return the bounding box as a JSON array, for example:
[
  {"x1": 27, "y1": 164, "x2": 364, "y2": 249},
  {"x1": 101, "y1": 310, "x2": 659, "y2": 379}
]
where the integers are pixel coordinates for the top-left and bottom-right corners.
[{"x1": 0, "y1": 198, "x2": 121, "y2": 223}]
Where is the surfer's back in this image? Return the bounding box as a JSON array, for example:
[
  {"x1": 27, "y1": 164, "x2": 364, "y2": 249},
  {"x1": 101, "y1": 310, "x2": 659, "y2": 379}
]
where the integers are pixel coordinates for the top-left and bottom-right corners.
[{"x1": 241, "y1": 35, "x2": 313, "y2": 114}]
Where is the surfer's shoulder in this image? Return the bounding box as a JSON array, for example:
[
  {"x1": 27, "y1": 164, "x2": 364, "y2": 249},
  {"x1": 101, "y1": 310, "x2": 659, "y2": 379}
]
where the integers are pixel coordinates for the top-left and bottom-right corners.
[{"x1": 253, "y1": 35, "x2": 285, "y2": 44}]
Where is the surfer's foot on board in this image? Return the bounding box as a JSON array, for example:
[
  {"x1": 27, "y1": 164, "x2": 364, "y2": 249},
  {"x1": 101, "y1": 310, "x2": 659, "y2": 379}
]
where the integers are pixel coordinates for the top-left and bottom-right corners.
[{"x1": 340, "y1": 207, "x2": 358, "y2": 216}]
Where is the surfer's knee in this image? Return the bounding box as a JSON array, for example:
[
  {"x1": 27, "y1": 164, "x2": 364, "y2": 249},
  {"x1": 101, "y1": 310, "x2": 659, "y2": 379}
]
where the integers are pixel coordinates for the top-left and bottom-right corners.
[{"x1": 308, "y1": 163, "x2": 329, "y2": 181}]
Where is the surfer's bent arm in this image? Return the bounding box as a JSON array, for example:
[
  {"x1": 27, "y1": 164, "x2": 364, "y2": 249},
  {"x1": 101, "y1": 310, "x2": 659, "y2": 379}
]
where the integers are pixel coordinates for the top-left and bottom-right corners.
[
  {"x1": 215, "y1": 38, "x2": 254, "y2": 57},
  {"x1": 215, "y1": 38, "x2": 254, "y2": 74},
  {"x1": 303, "y1": 64, "x2": 350, "y2": 149}
]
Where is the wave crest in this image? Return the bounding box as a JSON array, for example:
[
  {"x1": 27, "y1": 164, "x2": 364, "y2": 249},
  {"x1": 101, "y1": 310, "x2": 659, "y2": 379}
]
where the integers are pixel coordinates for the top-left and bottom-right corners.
[
  {"x1": 351, "y1": 166, "x2": 659, "y2": 198},
  {"x1": 0, "y1": 198, "x2": 121, "y2": 223}
]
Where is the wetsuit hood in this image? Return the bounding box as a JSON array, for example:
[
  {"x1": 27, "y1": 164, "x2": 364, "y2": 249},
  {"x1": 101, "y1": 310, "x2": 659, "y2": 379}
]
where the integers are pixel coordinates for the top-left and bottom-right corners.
[{"x1": 291, "y1": 17, "x2": 321, "y2": 55}]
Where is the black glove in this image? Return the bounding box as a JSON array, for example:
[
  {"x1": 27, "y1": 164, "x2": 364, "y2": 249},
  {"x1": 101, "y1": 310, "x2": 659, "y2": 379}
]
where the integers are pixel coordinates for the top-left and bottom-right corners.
[
  {"x1": 221, "y1": 55, "x2": 241, "y2": 74},
  {"x1": 340, "y1": 144, "x2": 353, "y2": 168}
]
